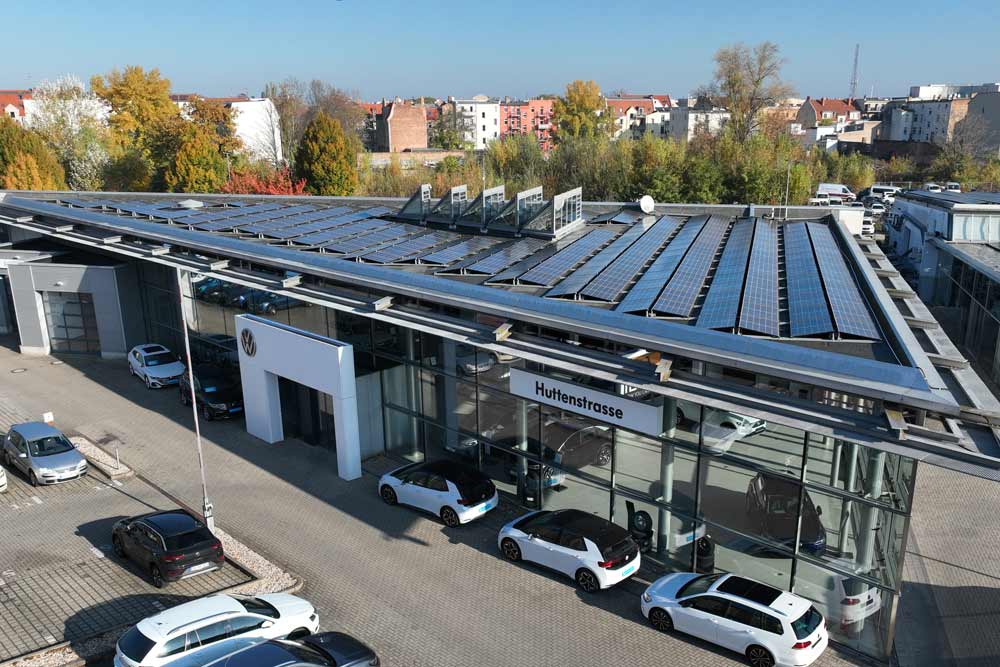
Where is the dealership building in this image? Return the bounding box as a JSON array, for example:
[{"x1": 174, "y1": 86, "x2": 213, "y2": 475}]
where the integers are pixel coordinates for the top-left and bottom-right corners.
[{"x1": 2, "y1": 187, "x2": 1000, "y2": 662}]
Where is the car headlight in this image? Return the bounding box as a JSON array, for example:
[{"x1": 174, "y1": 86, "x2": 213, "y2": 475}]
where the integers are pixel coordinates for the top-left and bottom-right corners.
[
  {"x1": 37, "y1": 468, "x2": 54, "y2": 476},
  {"x1": 209, "y1": 402, "x2": 227, "y2": 410},
  {"x1": 642, "y1": 592, "x2": 652, "y2": 603}
]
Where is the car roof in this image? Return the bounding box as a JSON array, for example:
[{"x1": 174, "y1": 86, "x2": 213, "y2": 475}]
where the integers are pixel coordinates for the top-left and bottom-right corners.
[
  {"x1": 140, "y1": 344, "x2": 168, "y2": 354},
  {"x1": 547, "y1": 509, "x2": 630, "y2": 543},
  {"x1": 713, "y1": 574, "x2": 812, "y2": 619},
  {"x1": 141, "y1": 510, "x2": 203, "y2": 536},
  {"x1": 303, "y1": 632, "x2": 374, "y2": 664},
  {"x1": 419, "y1": 460, "x2": 484, "y2": 480},
  {"x1": 758, "y1": 473, "x2": 799, "y2": 496},
  {"x1": 11, "y1": 422, "x2": 63, "y2": 440},
  {"x1": 137, "y1": 594, "x2": 242, "y2": 641}
]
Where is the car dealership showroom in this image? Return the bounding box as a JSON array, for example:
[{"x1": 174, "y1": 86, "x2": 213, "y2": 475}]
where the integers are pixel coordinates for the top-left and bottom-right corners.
[{"x1": 2, "y1": 186, "x2": 999, "y2": 663}]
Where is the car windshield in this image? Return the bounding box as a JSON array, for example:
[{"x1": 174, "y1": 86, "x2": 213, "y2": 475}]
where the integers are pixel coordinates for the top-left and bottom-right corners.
[
  {"x1": 28, "y1": 435, "x2": 74, "y2": 457},
  {"x1": 791, "y1": 606, "x2": 824, "y2": 639},
  {"x1": 236, "y1": 596, "x2": 280, "y2": 618},
  {"x1": 767, "y1": 496, "x2": 798, "y2": 515},
  {"x1": 118, "y1": 626, "x2": 156, "y2": 662},
  {"x1": 144, "y1": 352, "x2": 176, "y2": 367},
  {"x1": 677, "y1": 573, "x2": 724, "y2": 598},
  {"x1": 163, "y1": 527, "x2": 214, "y2": 550},
  {"x1": 282, "y1": 643, "x2": 335, "y2": 666}
]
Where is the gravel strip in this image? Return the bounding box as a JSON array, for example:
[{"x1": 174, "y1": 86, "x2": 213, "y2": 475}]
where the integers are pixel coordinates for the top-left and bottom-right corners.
[{"x1": 70, "y1": 436, "x2": 133, "y2": 480}]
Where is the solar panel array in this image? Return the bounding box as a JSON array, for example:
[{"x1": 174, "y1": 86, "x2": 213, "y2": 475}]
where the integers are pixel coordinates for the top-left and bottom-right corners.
[
  {"x1": 615, "y1": 215, "x2": 708, "y2": 313},
  {"x1": 579, "y1": 215, "x2": 682, "y2": 302},
  {"x1": 546, "y1": 223, "x2": 649, "y2": 298},
  {"x1": 652, "y1": 216, "x2": 729, "y2": 316},
  {"x1": 419, "y1": 237, "x2": 501, "y2": 266},
  {"x1": 361, "y1": 232, "x2": 452, "y2": 264},
  {"x1": 517, "y1": 228, "x2": 618, "y2": 286},
  {"x1": 320, "y1": 222, "x2": 407, "y2": 254},
  {"x1": 465, "y1": 238, "x2": 548, "y2": 275},
  {"x1": 784, "y1": 223, "x2": 835, "y2": 337},
  {"x1": 737, "y1": 219, "x2": 779, "y2": 336},
  {"x1": 696, "y1": 218, "x2": 754, "y2": 330},
  {"x1": 806, "y1": 222, "x2": 880, "y2": 339},
  {"x1": 241, "y1": 207, "x2": 352, "y2": 235},
  {"x1": 297, "y1": 217, "x2": 393, "y2": 246}
]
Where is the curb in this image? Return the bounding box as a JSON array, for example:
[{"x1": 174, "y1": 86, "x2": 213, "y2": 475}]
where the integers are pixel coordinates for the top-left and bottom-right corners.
[{"x1": 69, "y1": 435, "x2": 134, "y2": 481}]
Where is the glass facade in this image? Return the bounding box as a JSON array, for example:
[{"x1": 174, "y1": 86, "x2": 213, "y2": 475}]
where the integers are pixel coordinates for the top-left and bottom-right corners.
[{"x1": 42, "y1": 291, "x2": 101, "y2": 354}]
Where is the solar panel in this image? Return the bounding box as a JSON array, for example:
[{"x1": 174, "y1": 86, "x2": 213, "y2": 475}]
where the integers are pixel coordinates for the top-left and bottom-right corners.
[
  {"x1": 579, "y1": 215, "x2": 682, "y2": 302},
  {"x1": 546, "y1": 223, "x2": 648, "y2": 298},
  {"x1": 517, "y1": 228, "x2": 617, "y2": 286},
  {"x1": 419, "y1": 237, "x2": 500, "y2": 265},
  {"x1": 361, "y1": 232, "x2": 451, "y2": 264},
  {"x1": 807, "y1": 222, "x2": 880, "y2": 339},
  {"x1": 614, "y1": 215, "x2": 707, "y2": 313},
  {"x1": 784, "y1": 223, "x2": 834, "y2": 337},
  {"x1": 696, "y1": 218, "x2": 754, "y2": 330},
  {"x1": 465, "y1": 238, "x2": 548, "y2": 275},
  {"x1": 295, "y1": 218, "x2": 392, "y2": 246},
  {"x1": 241, "y1": 207, "x2": 349, "y2": 235},
  {"x1": 321, "y1": 223, "x2": 411, "y2": 254},
  {"x1": 737, "y1": 219, "x2": 779, "y2": 336},
  {"x1": 652, "y1": 216, "x2": 729, "y2": 317}
]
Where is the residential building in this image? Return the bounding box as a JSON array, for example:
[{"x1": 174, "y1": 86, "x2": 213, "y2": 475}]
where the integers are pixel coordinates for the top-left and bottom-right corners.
[
  {"x1": 2, "y1": 187, "x2": 1000, "y2": 666},
  {"x1": 909, "y1": 82, "x2": 1000, "y2": 100},
  {"x1": 373, "y1": 99, "x2": 428, "y2": 153},
  {"x1": 855, "y1": 97, "x2": 891, "y2": 120},
  {"x1": 876, "y1": 98, "x2": 970, "y2": 145},
  {"x1": 669, "y1": 96, "x2": 729, "y2": 141},
  {"x1": 448, "y1": 95, "x2": 500, "y2": 148},
  {"x1": 0, "y1": 89, "x2": 31, "y2": 123},
  {"x1": 500, "y1": 98, "x2": 554, "y2": 151},
  {"x1": 796, "y1": 97, "x2": 862, "y2": 128},
  {"x1": 171, "y1": 94, "x2": 283, "y2": 164},
  {"x1": 964, "y1": 92, "x2": 1000, "y2": 154},
  {"x1": 605, "y1": 95, "x2": 672, "y2": 140}
]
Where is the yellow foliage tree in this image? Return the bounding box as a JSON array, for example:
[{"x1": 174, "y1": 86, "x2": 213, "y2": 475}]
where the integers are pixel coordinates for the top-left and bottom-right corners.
[{"x1": 2, "y1": 152, "x2": 61, "y2": 190}]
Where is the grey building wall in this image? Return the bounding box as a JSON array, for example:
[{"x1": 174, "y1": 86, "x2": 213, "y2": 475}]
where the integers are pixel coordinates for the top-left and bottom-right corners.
[{"x1": 114, "y1": 262, "x2": 149, "y2": 351}]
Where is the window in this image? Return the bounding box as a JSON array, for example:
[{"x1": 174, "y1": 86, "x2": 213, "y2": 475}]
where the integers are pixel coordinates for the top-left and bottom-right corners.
[
  {"x1": 158, "y1": 632, "x2": 199, "y2": 658},
  {"x1": 227, "y1": 616, "x2": 267, "y2": 634},
  {"x1": 404, "y1": 471, "x2": 430, "y2": 487},
  {"x1": 119, "y1": 627, "x2": 157, "y2": 662},
  {"x1": 195, "y1": 620, "x2": 232, "y2": 646},
  {"x1": 725, "y1": 601, "x2": 758, "y2": 626},
  {"x1": 760, "y1": 613, "x2": 784, "y2": 635},
  {"x1": 427, "y1": 474, "x2": 449, "y2": 492},
  {"x1": 236, "y1": 597, "x2": 279, "y2": 618},
  {"x1": 534, "y1": 525, "x2": 562, "y2": 544},
  {"x1": 678, "y1": 573, "x2": 724, "y2": 598},
  {"x1": 791, "y1": 607, "x2": 823, "y2": 639},
  {"x1": 559, "y1": 532, "x2": 586, "y2": 551},
  {"x1": 42, "y1": 291, "x2": 101, "y2": 354},
  {"x1": 689, "y1": 596, "x2": 729, "y2": 616}
]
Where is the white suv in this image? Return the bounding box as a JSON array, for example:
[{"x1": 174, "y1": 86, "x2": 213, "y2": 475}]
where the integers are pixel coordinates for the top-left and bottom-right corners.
[
  {"x1": 114, "y1": 593, "x2": 319, "y2": 667},
  {"x1": 128, "y1": 344, "x2": 186, "y2": 389},
  {"x1": 641, "y1": 572, "x2": 828, "y2": 667}
]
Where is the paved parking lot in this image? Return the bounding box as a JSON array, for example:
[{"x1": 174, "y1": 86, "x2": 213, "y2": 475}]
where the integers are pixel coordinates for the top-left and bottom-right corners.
[
  {"x1": 0, "y1": 343, "x2": 867, "y2": 667},
  {"x1": 0, "y1": 421, "x2": 250, "y2": 661}
]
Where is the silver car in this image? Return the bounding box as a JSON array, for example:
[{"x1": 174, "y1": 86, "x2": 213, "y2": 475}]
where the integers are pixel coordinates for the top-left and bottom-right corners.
[{"x1": 2, "y1": 422, "x2": 88, "y2": 487}]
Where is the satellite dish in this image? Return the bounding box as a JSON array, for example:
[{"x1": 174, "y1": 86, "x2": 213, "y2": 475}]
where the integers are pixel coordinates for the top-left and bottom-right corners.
[{"x1": 638, "y1": 195, "x2": 655, "y2": 214}]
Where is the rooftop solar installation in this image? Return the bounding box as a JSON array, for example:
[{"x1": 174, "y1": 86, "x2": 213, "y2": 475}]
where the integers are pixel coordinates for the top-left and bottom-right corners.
[
  {"x1": 306, "y1": 218, "x2": 395, "y2": 248},
  {"x1": 579, "y1": 215, "x2": 681, "y2": 302},
  {"x1": 517, "y1": 228, "x2": 618, "y2": 286},
  {"x1": 322, "y1": 224, "x2": 411, "y2": 254},
  {"x1": 652, "y1": 215, "x2": 729, "y2": 317},
  {"x1": 737, "y1": 219, "x2": 780, "y2": 336},
  {"x1": 784, "y1": 223, "x2": 835, "y2": 337},
  {"x1": 615, "y1": 215, "x2": 708, "y2": 313},
  {"x1": 419, "y1": 236, "x2": 501, "y2": 266},
  {"x1": 545, "y1": 223, "x2": 649, "y2": 298},
  {"x1": 465, "y1": 238, "x2": 548, "y2": 275},
  {"x1": 807, "y1": 222, "x2": 880, "y2": 339},
  {"x1": 696, "y1": 218, "x2": 754, "y2": 330},
  {"x1": 361, "y1": 232, "x2": 452, "y2": 264}
]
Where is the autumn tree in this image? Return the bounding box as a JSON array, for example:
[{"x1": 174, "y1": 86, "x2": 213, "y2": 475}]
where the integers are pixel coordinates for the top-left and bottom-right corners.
[
  {"x1": 163, "y1": 127, "x2": 228, "y2": 193},
  {"x1": 90, "y1": 66, "x2": 178, "y2": 147},
  {"x1": 429, "y1": 108, "x2": 468, "y2": 150},
  {"x1": 294, "y1": 112, "x2": 357, "y2": 196},
  {"x1": 222, "y1": 164, "x2": 308, "y2": 195},
  {"x1": 552, "y1": 80, "x2": 613, "y2": 142},
  {"x1": 184, "y1": 96, "x2": 241, "y2": 158},
  {"x1": 0, "y1": 116, "x2": 66, "y2": 189},
  {"x1": 705, "y1": 42, "x2": 794, "y2": 144}
]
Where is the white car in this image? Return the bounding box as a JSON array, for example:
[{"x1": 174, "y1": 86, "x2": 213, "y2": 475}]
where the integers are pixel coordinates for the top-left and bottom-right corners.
[
  {"x1": 641, "y1": 572, "x2": 828, "y2": 667},
  {"x1": 676, "y1": 401, "x2": 767, "y2": 455},
  {"x1": 0, "y1": 464, "x2": 6, "y2": 493},
  {"x1": 792, "y1": 558, "x2": 882, "y2": 633},
  {"x1": 923, "y1": 182, "x2": 942, "y2": 192},
  {"x1": 379, "y1": 459, "x2": 498, "y2": 527},
  {"x1": 114, "y1": 593, "x2": 319, "y2": 667},
  {"x1": 498, "y1": 508, "x2": 641, "y2": 592},
  {"x1": 868, "y1": 201, "x2": 885, "y2": 215},
  {"x1": 128, "y1": 344, "x2": 186, "y2": 389},
  {"x1": 945, "y1": 181, "x2": 961, "y2": 193}
]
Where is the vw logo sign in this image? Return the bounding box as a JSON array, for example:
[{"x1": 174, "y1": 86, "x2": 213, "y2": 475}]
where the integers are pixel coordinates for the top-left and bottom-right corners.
[{"x1": 240, "y1": 328, "x2": 257, "y2": 357}]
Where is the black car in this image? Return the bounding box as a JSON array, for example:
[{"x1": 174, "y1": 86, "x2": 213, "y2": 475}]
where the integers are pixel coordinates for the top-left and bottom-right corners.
[
  {"x1": 112, "y1": 509, "x2": 224, "y2": 588},
  {"x1": 745, "y1": 473, "x2": 827, "y2": 556},
  {"x1": 180, "y1": 364, "x2": 244, "y2": 420},
  {"x1": 166, "y1": 633, "x2": 378, "y2": 667}
]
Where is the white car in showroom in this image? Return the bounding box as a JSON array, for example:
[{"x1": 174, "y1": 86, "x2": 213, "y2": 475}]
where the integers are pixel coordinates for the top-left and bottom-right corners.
[
  {"x1": 379, "y1": 459, "x2": 498, "y2": 527},
  {"x1": 0, "y1": 463, "x2": 7, "y2": 493},
  {"x1": 676, "y1": 401, "x2": 767, "y2": 455},
  {"x1": 498, "y1": 508, "x2": 640, "y2": 593},
  {"x1": 128, "y1": 344, "x2": 186, "y2": 389},
  {"x1": 641, "y1": 572, "x2": 828, "y2": 667},
  {"x1": 114, "y1": 593, "x2": 319, "y2": 667}
]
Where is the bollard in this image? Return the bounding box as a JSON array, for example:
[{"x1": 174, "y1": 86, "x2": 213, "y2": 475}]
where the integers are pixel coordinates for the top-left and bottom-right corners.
[{"x1": 115, "y1": 447, "x2": 120, "y2": 470}]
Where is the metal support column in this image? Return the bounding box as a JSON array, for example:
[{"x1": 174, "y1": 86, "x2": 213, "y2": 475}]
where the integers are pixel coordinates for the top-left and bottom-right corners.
[{"x1": 657, "y1": 398, "x2": 676, "y2": 557}]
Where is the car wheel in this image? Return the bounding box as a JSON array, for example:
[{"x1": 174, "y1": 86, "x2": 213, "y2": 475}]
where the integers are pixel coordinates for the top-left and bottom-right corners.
[
  {"x1": 287, "y1": 628, "x2": 311, "y2": 640},
  {"x1": 144, "y1": 375, "x2": 152, "y2": 390},
  {"x1": 575, "y1": 568, "x2": 600, "y2": 593},
  {"x1": 180, "y1": 389, "x2": 189, "y2": 406},
  {"x1": 597, "y1": 445, "x2": 612, "y2": 467},
  {"x1": 29, "y1": 471, "x2": 38, "y2": 487},
  {"x1": 676, "y1": 409, "x2": 686, "y2": 424},
  {"x1": 202, "y1": 404, "x2": 214, "y2": 421},
  {"x1": 150, "y1": 565, "x2": 165, "y2": 589},
  {"x1": 379, "y1": 485, "x2": 397, "y2": 505},
  {"x1": 648, "y1": 608, "x2": 673, "y2": 633},
  {"x1": 746, "y1": 645, "x2": 775, "y2": 667},
  {"x1": 500, "y1": 538, "x2": 521, "y2": 562},
  {"x1": 129, "y1": 365, "x2": 135, "y2": 376},
  {"x1": 440, "y1": 506, "x2": 460, "y2": 528},
  {"x1": 112, "y1": 535, "x2": 125, "y2": 558}
]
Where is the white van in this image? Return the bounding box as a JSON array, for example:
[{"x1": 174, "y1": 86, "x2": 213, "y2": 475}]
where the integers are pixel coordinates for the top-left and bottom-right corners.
[
  {"x1": 923, "y1": 182, "x2": 942, "y2": 192},
  {"x1": 869, "y1": 185, "x2": 900, "y2": 201},
  {"x1": 945, "y1": 182, "x2": 961, "y2": 193},
  {"x1": 816, "y1": 183, "x2": 856, "y2": 202}
]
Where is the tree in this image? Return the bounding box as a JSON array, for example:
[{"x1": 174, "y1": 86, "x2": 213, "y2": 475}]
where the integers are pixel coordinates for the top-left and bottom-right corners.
[
  {"x1": 262, "y1": 79, "x2": 308, "y2": 165},
  {"x1": 429, "y1": 108, "x2": 467, "y2": 150},
  {"x1": 552, "y1": 80, "x2": 613, "y2": 142},
  {"x1": 294, "y1": 111, "x2": 357, "y2": 196},
  {"x1": 0, "y1": 116, "x2": 66, "y2": 189},
  {"x1": 707, "y1": 42, "x2": 794, "y2": 144},
  {"x1": 2, "y1": 152, "x2": 62, "y2": 190},
  {"x1": 184, "y1": 96, "x2": 241, "y2": 158},
  {"x1": 221, "y1": 164, "x2": 308, "y2": 195},
  {"x1": 163, "y1": 127, "x2": 228, "y2": 193},
  {"x1": 90, "y1": 66, "x2": 178, "y2": 148},
  {"x1": 306, "y1": 80, "x2": 365, "y2": 155}
]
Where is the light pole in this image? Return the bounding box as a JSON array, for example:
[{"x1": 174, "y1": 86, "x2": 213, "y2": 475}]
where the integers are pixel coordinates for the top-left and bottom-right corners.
[{"x1": 175, "y1": 267, "x2": 214, "y2": 531}]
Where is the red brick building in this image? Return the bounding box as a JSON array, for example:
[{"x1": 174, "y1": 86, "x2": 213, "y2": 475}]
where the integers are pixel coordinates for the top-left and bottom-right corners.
[
  {"x1": 374, "y1": 100, "x2": 428, "y2": 153},
  {"x1": 500, "y1": 98, "x2": 554, "y2": 152}
]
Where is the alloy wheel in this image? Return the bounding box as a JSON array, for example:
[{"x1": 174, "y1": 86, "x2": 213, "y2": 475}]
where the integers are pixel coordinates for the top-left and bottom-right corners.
[
  {"x1": 649, "y1": 608, "x2": 673, "y2": 632},
  {"x1": 380, "y1": 485, "x2": 397, "y2": 505},
  {"x1": 500, "y1": 538, "x2": 521, "y2": 561},
  {"x1": 112, "y1": 536, "x2": 125, "y2": 557},
  {"x1": 597, "y1": 446, "x2": 612, "y2": 466},
  {"x1": 150, "y1": 565, "x2": 165, "y2": 589},
  {"x1": 576, "y1": 569, "x2": 599, "y2": 593},
  {"x1": 746, "y1": 646, "x2": 775, "y2": 667},
  {"x1": 440, "y1": 507, "x2": 460, "y2": 528},
  {"x1": 29, "y1": 471, "x2": 38, "y2": 487}
]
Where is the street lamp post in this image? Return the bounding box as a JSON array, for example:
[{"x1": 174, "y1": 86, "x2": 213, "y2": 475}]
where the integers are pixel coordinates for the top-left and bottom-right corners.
[{"x1": 175, "y1": 267, "x2": 214, "y2": 532}]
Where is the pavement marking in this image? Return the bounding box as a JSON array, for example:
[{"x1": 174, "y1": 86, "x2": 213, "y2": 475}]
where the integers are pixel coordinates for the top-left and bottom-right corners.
[
  {"x1": 111, "y1": 480, "x2": 123, "y2": 487},
  {"x1": 2, "y1": 570, "x2": 14, "y2": 579},
  {"x1": 31, "y1": 496, "x2": 42, "y2": 505}
]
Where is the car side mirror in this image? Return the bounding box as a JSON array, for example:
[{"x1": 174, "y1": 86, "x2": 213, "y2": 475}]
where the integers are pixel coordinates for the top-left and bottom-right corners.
[
  {"x1": 18, "y1": 452, "x2": 27, "y2": 459},
  {"x1": 261, "y1": 620, "x2": 274, "y2": 629},
  {"x1": 679, "y1": 600, "x2": 693, "y2": 608},
  {"x1": 816, "y1": 506, "x2": 823, "y2": 517},
  {"x1": 528, "y1": 533, "x2": 538, "y2": 540}
]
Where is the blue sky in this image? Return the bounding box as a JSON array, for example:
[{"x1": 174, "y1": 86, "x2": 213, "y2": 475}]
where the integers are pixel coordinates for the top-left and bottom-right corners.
[{"x1": 8, "y1": 1, "x2": 999, "y2": 101}]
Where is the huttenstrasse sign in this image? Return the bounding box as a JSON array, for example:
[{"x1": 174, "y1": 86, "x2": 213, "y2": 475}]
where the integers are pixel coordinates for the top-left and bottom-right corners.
[{"x1": 509, "y1": 368, "x2": 662, "y2": 437}]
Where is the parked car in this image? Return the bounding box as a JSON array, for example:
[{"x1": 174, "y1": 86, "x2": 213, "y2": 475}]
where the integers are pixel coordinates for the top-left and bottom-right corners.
[
  {"x1": 923, "y1": 182, "x2": 943, "y2": 192},
  {"x1": 180, "y1": 364, "x2": 244, "y2": 420},
  {"x1": 129, "y1": 344, "x2": 186, "y2": 389},
  {"x1": 498, "y1": 508, "x2": 640, "y2": 592},
  {"x1": 112, "y1": 509, "x2": 224, "y2": 588},
  {"x1": 675, "y1": 402, "x2": 766, "y2": 455},
  {"x1": 378, "y1": 459, "x2": 498, "y2": 527},
  {"x1": 865, "y1": 184, "x2": 901, "y2": 201},
  {"x1": 868, "y1": 201, "x2": 886, "y2": 215},
  {"x1": 815, "y1": 183, "x2": 855, "y2": 202},
  {"x1": 2, "y1": 422, "x2": 87, "y2": 486},
  {"x1": 191, "y1": 276, "x2": 223, "y2": 301},
  {"x1": 746, "y1": 473, "x2": 827, "y2": 556},
  {"x1": 791, "y1": 557, "x2": 882, "y2": 636},
  {"x1": 455, "y1": 343, "x2": 496, "y2": 375},
  {"x1": 641, "y1": 571, "x2": 828, "y2": 667},
  {"x1": 157, "y1": 633, "x2": 378, "y2": 667},
  {"x1": 114, "y1": 593, "x2": 319, "y2": 667},
  {"x1": 0, "y1": 462, "x2": 7, "y2": 493},
  {"x1": 945, "y1": 181, "x2": 961, "y2": 193},
  {"x1": 487, "y1": 419, "x2": 613, "y2": 491}
]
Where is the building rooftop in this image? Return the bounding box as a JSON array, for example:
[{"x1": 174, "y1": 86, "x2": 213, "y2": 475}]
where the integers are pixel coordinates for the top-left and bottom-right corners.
[{"x1": 900, "y1": 190, "x2": 1000, "y2": 209}]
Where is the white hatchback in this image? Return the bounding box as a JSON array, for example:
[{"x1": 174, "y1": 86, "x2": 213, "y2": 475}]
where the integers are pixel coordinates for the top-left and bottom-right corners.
[
  {"x1": 641, "y1": 572, "x2": 828, "y2": 667},
  {"x1": 498, "y1": 508, "x2": 640, "y2": 593},
  {"x1": 379, "y1": 459, "x2": 498, "y2": 527},
  {"x1": 128, "y1": 344, "x2": 186, "y2": 389},
  {"x1": 0, "y1": 464, "x2": 6, "y2": 493},
  {"x1": 114, "y1": 593, "x2": 319, "y2": 667}
]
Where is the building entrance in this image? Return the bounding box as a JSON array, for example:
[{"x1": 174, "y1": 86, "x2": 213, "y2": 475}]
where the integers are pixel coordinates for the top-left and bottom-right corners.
[{"x1": 278, "y1": 376, "x2": 336, "y2": 449}]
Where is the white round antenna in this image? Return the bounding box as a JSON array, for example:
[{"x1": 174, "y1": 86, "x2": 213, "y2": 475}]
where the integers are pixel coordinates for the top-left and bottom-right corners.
[{"x1": 638, "y1": 195, "x2": 655, "y2": 214}]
